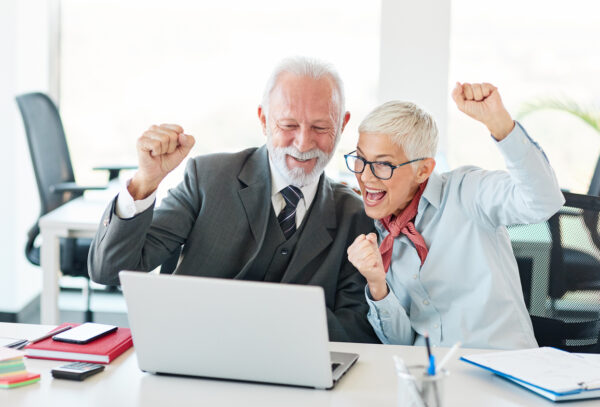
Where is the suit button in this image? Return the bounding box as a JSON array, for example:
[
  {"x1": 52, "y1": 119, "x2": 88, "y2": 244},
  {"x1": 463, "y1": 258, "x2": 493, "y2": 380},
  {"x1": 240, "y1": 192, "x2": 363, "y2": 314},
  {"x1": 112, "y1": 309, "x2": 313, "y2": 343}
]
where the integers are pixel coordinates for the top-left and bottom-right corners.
[
  {"x1": 281, "y1": 249, "x2": 289, "y2": 255},
  {"x1": 103, "y1": 217, "x2": 109, "y2": 226}
]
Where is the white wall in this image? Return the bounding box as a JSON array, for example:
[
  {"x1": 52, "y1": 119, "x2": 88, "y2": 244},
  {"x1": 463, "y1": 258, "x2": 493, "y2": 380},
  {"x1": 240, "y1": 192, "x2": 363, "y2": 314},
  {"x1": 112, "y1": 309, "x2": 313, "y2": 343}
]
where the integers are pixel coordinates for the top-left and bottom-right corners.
[
  {"x1": 379, "y1": 0, "x2": 451, "y2": 159},
  {"x1": 0, "y1": 0, "x2": 18, "y2": 308},
  {"x1": 0, "y1": 0, "x2": 51, "y2": 312}
]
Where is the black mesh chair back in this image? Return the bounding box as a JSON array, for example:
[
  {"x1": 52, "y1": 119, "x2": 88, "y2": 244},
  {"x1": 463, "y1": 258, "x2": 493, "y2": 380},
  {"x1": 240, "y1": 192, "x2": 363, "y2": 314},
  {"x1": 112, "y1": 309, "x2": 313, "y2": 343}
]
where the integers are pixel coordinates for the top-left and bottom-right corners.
[
  {"x1": 17, "y1": 92, "x2": 89, "y2": 269},
  {"x1": 508, "y1": 192, "x2": 600, "y2": 353},
  {"x1": 16, "y1": 92, "x2": 81, "y2": 216}
]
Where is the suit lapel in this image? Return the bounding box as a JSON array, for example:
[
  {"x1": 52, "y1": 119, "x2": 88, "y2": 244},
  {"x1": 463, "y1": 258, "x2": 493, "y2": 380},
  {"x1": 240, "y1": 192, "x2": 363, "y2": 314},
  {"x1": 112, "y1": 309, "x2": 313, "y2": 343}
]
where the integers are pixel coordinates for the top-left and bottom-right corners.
[
  {"x1": 282, "y1": 175, "x2": 336, "y2": 284},
  {"x1": 237, "y1": 145, "x2": 271, "y2": 247}
]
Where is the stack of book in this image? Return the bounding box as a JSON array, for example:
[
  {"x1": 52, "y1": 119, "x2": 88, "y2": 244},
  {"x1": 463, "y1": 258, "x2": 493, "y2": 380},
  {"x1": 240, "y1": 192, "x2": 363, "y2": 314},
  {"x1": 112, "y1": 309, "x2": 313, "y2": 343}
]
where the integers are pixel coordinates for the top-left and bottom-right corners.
[
  {"x1": 0, "y1": 347, "x2": 40, "y2": 389},
  {"x1": 24, "y1": 323, "x2": 133, "y2": 364}
]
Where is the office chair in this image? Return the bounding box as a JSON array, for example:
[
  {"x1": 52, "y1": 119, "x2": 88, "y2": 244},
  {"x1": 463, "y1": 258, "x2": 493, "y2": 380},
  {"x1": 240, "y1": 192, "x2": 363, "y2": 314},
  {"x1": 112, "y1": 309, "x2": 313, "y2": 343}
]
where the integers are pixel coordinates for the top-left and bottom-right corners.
[
  {"x1": 547, "y1": 193, "x2": 600, "y2": 304},
  {"x1": 16, "y1": 92, "x2": 135, "y2": 322},
  {"x1": 588, "y1": 155, "x2": 600, "y2": 197},
  {"x1": 509, "y1": 192, "x2": 600, "y2": 353},
  {"x1": 547, "y1": 161, "x2": 600, "y2": 303}
]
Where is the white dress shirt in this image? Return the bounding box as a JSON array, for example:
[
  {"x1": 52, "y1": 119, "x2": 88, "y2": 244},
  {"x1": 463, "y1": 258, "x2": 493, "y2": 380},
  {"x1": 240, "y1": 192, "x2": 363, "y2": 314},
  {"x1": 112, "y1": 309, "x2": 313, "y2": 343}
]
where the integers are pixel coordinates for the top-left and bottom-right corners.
[
  {"x1": 267, "y1": 156, "x2": 318, "y2": 227},
  {"x1": 366, "y1": 122, "x2": 565, "y2": 350},
  {"x1": 115, "y1": 152, "x2": 319, "y2": 226}
]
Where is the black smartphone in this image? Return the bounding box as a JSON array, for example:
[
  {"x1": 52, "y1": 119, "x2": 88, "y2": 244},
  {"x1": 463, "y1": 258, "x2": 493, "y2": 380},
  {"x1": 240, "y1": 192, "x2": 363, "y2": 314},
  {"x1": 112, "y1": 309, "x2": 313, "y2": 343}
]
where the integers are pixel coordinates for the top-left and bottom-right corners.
[{"x1": 52, "y1": 323, "x2": 118, "y2": 344}]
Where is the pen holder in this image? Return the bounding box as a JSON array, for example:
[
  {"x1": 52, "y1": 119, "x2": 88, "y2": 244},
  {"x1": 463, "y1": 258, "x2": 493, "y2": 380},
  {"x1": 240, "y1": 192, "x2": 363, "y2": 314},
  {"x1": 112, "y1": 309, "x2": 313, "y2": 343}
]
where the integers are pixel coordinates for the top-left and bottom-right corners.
[{"x1": 396, "y1": 364, "x2": 449, "y2": 407}]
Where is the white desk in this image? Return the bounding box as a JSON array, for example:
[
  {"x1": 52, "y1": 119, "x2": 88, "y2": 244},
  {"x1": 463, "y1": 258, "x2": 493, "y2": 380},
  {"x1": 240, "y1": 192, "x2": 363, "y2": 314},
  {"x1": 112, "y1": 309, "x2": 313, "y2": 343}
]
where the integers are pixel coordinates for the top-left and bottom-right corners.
[
  {"x1": 39, "y1": 196, "x2": 111, "y2": 324},
  {"x1": 2, "y1": 323, "x2": 598, "y2": 406}
]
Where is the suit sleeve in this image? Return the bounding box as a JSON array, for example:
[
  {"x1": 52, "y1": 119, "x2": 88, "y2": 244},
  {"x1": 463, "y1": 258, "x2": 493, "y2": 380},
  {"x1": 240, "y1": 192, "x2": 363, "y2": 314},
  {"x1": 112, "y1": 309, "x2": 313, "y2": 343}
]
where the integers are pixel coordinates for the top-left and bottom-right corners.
[
  {"x1": 88, "y1": 159, "x2": 202, "y2": 285},
  {"x1": 325, "y1": 212, "x2": 380, "y2": 344}
]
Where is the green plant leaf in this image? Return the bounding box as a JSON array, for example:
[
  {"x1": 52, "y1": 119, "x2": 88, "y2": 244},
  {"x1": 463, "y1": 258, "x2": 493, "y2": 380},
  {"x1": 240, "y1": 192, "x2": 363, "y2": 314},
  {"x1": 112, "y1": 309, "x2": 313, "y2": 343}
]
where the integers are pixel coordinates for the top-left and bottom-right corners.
[{"x1": 517, "y1": 97, "x2": 600, "y2": 134}]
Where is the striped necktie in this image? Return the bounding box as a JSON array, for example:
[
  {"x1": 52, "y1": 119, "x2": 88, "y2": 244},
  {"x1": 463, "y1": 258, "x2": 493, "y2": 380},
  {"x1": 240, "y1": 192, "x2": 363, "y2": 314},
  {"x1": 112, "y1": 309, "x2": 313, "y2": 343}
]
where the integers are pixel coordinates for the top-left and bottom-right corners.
[{"x1": 278, "y1": 185, "x2": 303, "y2": 240}]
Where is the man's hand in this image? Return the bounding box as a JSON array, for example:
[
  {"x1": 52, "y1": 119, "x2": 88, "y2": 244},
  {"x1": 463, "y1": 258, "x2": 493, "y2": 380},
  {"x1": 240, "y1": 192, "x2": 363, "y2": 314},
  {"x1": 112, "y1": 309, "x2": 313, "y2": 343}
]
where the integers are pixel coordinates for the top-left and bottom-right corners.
[
  {"x1": 347, "y1": 233, "x2": 389, "y2": 301},
  {"x1": 451, "y1": 82, "x2": 515, "y2": 141},
  {"x1": 129, "y1": 124, "x2": 195, "y2": 200}
]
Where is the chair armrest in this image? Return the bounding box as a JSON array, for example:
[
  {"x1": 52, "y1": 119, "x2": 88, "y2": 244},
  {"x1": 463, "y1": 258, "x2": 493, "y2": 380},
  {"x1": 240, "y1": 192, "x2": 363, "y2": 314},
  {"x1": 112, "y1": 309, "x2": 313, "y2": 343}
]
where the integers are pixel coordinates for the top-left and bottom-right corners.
[
  {"x1": 49, "y1": 182, "x2": 107, "y2": 194},
  {"x1": 556, "y1": 207, "x2": 581, "y2": 217},
  {"x1": 93, "y1": 165, "x2": 137, "y2": 181}
]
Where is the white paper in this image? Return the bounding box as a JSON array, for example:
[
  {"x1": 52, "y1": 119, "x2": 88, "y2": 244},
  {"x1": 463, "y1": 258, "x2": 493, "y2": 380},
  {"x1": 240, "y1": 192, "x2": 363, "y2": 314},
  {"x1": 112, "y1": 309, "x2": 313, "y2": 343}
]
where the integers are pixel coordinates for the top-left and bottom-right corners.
[{"x1": 463, "y1": 347, "x2": 600, "y2": 394}]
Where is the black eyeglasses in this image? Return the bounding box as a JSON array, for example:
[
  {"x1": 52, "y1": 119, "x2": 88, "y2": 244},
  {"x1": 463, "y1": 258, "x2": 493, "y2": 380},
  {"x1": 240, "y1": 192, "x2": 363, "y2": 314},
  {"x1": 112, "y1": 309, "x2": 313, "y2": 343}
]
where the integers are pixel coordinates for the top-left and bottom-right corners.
[{"x1": 344, "y1": 151, "x2": 425, "y2": 180}]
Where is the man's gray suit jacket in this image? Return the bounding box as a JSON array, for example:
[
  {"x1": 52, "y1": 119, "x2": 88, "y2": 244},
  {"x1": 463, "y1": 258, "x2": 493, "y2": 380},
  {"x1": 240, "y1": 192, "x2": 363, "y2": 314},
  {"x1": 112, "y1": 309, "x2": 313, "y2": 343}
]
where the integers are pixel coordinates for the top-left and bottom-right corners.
[{"x1": 88, "y1": 145, "x2": 379, "y2": 343}]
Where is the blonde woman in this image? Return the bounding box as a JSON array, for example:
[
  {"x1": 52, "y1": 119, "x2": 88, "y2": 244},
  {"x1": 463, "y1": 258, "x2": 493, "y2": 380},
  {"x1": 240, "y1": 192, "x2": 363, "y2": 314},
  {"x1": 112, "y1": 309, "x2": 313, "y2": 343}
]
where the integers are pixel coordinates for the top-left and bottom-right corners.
[{"x1": 346, "y1": 82, "x2": 564, "y2": 349}]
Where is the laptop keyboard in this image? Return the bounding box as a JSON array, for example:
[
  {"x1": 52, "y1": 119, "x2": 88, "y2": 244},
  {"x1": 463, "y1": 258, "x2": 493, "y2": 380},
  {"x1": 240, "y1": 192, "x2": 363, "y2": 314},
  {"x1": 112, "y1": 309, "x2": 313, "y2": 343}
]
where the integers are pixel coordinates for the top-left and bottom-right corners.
[{"x1": 331, "y1": 363, "x2": 341, "y2": 372}]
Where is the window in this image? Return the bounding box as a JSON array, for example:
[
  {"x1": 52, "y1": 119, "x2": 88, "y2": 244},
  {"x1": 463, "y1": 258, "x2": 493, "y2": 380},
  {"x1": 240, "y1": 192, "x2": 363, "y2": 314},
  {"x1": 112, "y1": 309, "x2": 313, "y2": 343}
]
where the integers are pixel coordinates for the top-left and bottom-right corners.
[
  {"x1": 59, "y1": 0, "x2": 381, "y2": 195},
  {"x1": 448, "y1": 0, "x2": 600, "y2": 193}
]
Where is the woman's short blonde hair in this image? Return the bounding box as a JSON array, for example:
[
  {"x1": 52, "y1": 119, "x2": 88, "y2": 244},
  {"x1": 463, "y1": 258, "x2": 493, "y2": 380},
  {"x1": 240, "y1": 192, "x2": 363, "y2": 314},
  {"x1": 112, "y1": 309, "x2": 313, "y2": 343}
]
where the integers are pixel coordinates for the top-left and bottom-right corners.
[{"x1": 358, "y1": 101, "x2": 438, "y2": 165}]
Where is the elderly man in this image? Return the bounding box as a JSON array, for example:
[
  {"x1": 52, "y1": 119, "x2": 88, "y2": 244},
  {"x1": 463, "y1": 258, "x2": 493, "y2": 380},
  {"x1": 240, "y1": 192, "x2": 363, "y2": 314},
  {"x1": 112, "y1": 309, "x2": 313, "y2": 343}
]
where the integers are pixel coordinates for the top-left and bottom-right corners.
[{"x1": 88, "y1": 57, "x2": 379, "y2": 343}]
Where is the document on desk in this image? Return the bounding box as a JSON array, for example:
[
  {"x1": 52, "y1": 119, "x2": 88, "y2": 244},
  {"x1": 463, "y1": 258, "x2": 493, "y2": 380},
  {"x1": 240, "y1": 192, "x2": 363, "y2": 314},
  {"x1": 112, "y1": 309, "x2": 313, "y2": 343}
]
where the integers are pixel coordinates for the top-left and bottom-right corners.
[{"x1": 461, "y1": 347, "x2": 600, "y2": 402}]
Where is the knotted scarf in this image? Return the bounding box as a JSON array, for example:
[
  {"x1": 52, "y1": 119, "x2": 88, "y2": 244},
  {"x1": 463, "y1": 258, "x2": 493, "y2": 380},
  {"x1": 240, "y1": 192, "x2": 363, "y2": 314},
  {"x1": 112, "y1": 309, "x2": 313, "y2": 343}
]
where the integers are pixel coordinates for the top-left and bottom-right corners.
[{"x1": 379, "y1": 180, "x2": 429, "y2": 273}]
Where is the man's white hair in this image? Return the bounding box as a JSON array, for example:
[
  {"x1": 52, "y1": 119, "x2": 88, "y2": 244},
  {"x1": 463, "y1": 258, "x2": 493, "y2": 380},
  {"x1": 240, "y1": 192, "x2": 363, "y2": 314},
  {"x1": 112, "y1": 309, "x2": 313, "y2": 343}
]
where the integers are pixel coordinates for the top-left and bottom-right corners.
[
  {"x1": 261, "y1": 56, "x2": 346, "y2": 128},
  {"x1": 358, "y1": 101, "x2": 438, "y2": 166}
]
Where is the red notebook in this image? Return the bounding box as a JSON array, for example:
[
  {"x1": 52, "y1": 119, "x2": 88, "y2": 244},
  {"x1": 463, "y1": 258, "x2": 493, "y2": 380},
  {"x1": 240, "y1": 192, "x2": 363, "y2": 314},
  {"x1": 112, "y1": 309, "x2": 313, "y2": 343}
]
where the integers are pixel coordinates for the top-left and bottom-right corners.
[{"x1": 24, "y1": 323, "x2": 133, "y2": 364}]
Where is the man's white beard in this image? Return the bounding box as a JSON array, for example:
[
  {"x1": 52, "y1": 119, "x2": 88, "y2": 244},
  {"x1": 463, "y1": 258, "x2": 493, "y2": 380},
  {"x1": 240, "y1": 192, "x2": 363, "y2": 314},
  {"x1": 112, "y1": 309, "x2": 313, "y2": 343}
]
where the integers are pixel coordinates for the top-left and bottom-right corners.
[{"x1": 266, "y1": 131, "x2": 335, "y2": 188}]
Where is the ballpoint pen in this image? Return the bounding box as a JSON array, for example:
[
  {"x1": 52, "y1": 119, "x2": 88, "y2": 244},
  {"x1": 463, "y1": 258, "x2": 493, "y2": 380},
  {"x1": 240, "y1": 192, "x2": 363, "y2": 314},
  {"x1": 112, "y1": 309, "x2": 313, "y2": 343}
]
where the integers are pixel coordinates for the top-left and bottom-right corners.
[
  {"x1": 6, "y1": 338, "x2": 29, "y2": 350},
  {"x1": 424, "y1": 333, "x2": 436, "y2": 376},
  {"x1": 424, "y1": 333, "x2": 441, "y2": 406},
  {"x1": 15, "y1": 325, "x2": 73, "y2": 349}
]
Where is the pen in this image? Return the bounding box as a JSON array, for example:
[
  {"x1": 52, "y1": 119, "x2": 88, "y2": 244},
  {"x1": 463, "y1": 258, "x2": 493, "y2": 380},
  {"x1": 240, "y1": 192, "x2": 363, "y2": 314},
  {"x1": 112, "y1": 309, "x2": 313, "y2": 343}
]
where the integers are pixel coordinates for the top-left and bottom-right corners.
[
  {"x1": 424, "y1": 333, "x2": 441, "y2": 407},
  {"x1": 29, "y1": 325, "x2": 73, "y2": 345},
  {"x1": 7, "y1": 338, "x2": 29, "y2": 350},
  {"x1": 424, "y1": 333, "x2": 435, "y2": 375},
  {"x1": 436, "y1": 341, "x2": 461, "y2": 373}
]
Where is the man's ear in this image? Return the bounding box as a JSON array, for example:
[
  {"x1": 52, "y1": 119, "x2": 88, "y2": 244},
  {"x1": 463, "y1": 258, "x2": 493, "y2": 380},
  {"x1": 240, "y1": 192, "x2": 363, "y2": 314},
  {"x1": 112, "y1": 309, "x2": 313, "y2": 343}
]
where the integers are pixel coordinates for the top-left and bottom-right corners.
[
  {"x1": 258, "y1": 105, "x2": 267, "y2": 136},
  {"x1": 340, "y1": 111, "x2": 351, "y2": 133},
  {"x1": 416, "y1": 158, "x2": 436, "y2": 183}
]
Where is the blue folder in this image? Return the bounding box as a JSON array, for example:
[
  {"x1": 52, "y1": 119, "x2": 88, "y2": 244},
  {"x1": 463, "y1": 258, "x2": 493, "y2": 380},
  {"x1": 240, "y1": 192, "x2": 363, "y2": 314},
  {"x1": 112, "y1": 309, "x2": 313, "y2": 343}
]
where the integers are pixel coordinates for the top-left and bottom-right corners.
[{"x1": 460, "y1": 347, "x2": 600, "y2": 402}]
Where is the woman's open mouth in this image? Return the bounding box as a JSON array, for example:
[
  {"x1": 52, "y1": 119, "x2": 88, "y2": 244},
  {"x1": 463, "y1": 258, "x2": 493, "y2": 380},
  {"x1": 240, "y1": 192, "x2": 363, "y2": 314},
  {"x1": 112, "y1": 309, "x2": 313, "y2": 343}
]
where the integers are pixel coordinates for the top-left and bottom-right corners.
[{"x1": 364, "y1": 187, "x2": 386, "y2": 206}]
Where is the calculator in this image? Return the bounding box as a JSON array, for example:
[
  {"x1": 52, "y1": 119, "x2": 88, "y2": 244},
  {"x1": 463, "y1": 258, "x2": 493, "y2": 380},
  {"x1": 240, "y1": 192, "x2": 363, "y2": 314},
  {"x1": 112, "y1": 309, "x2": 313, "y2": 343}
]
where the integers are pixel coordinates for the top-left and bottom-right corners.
[{"x1": 51, "y1": 362, "x2": 105, "y2": 381}]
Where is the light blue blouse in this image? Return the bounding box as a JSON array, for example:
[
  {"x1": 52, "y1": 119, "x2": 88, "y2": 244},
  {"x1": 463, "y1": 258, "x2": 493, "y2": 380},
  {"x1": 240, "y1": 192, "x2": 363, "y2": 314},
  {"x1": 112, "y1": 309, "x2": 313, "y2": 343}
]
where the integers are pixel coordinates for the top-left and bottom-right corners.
[{"x1": 365, "y1": 122, "x2": 565, "y2": 350}]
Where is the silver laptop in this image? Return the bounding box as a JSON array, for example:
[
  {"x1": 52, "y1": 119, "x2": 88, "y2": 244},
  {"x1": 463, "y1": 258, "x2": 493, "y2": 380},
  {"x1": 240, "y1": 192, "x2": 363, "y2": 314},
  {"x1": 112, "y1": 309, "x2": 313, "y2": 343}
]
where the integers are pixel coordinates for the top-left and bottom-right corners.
[{"x1": 119, "y1": 271, "x2": 359, "y2": 389}]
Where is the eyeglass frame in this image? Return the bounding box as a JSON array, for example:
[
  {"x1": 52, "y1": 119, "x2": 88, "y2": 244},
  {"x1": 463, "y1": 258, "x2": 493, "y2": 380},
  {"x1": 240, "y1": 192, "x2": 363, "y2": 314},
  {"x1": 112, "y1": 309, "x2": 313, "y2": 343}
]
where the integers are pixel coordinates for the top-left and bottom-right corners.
[{"x1": 344, "y1": 150, "x2": 426, "y2": 180}]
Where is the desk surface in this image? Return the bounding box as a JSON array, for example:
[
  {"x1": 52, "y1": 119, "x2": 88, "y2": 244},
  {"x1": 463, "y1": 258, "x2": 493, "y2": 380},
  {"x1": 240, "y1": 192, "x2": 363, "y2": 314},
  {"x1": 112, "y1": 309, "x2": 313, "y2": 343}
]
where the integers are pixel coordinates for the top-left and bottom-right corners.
[
  {"x1": 2, "y1": 323, "x2": 598, "y2": 406},
  {"x1": 38, "y1": 194, "x2": 113, "y2": 231}
]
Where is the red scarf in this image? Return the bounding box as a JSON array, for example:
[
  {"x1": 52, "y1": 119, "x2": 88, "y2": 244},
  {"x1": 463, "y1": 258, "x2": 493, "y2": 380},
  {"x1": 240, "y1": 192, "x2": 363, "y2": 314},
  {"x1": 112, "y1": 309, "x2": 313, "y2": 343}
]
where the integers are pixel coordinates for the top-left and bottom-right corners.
[{"x1": 379, "y1": 180, "x2": 429, "y2": 273}]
